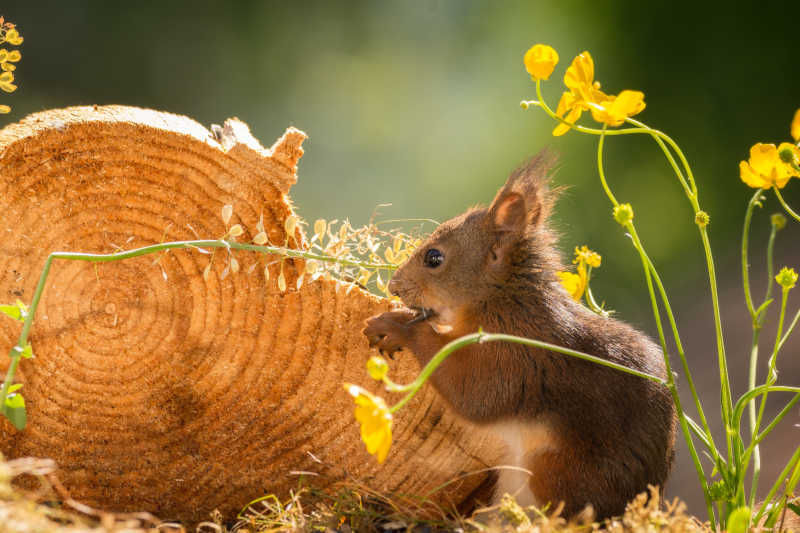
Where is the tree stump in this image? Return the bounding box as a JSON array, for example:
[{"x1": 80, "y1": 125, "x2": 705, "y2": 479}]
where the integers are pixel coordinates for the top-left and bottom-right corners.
[{"x1": 0, "y1": 106, "x2": 499, "y2": 523}]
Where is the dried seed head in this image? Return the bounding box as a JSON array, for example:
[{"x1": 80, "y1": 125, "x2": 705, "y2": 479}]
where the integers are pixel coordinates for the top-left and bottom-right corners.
[
  {"x1": 221, "y1": 204, "x2": 234, "y2": 225},
  {"x1": 284, "y1": 215, "x2": 298, "y2": 238}
]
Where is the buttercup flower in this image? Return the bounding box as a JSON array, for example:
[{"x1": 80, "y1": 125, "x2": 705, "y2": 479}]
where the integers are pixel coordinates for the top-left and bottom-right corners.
[
  {"x1": 574, "y1": 245, "x2": 601, "y2": 269},
  {"x1": 344, "y1": 383, "x2": 392, "y2": 463},
  {"x1": 589, "y1": 90, "x2": 646, "y2": 127},
  {"x1": 739, "y1": 143, "x2": 796, "y2": 189},
  {"x1": 775, "y1": 267, "x2": 798, "y2": 291},
  {"x1": 791, "y1": 108, "x2": 799, "y2": 142},
  {"x1": 552, "y1": 52, "x2": 646, "y2": 135},
  {"x1": 558, "y1": 270, "x2": 586, "y2": 301},
  {"x1": 524, "y1": 44, "x2": 559, "y2": 81},
  {"x1": 558, "y1": 245, "x2": 601, "y2": 301},
  {"x1": 553, "y1": 52, "x2": 608, "y2": 136}
]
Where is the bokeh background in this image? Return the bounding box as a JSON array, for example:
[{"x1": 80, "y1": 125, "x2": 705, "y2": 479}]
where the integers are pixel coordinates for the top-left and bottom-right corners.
[{"x1": 2, "y1": 0, "x2": 799, "y2": 518}]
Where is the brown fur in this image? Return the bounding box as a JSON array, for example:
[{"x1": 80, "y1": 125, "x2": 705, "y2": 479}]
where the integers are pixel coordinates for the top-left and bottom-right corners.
[{"x1": 363, "y1": 151, "x2": 677, "y2": 519}]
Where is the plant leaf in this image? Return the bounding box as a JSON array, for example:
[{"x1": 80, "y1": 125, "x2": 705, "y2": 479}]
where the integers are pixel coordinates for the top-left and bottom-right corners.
[
  {"x1": 0, "y1": 303, "x2": 22, "y2": 321},
  {"x1": 20, "y1": 342, "x2": 33, "y2": 359},
  {"x1": 2, "y1": 394, "x2": 26, "y2": 430}
]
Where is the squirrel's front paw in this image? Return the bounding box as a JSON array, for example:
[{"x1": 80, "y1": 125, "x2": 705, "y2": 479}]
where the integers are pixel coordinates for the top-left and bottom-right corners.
[{"x1": 363, "y1": 309, "x2": 417, "y2": 357}]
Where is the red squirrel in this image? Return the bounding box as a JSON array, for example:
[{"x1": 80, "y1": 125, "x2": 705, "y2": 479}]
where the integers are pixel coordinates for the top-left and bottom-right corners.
[{"x1": 363, "y1": 151, "x2": 677, "y2": 519}]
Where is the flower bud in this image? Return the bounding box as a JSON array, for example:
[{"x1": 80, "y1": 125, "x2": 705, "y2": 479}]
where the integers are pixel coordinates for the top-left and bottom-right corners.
[
  {"x1": 523, "y1": 44, "x2": 559, "y2": 81},
  {"x1": 776, "y1": 266, "x2": 798, "y2": 291},
  {"x1": 613, "y1": 203, "x2": 634, "y2": 226},
  {"x1": 367, "y1": 355, "x2": 389, "y2": 381},
  {"x1": 694, "y1": 211, "x2": 710, "y2": 228},
  {"x1": 770, "y1": 213, "x2": 787, "y2": 231}
]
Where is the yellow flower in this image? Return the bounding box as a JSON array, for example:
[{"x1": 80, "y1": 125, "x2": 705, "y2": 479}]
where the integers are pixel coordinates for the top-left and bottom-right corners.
[
  {"x1": 739, "y1": 143, "x2": 795, "y2": 189},
  {"x1": 553, "y1": 52, "x2": 609, "y2": 136},
  {"x1": 0, "y1": 105, "x2": 9, "y2": 114},
  {"x1": 553, "y1": 52, "x2": 646, "y2": 135},
  {"x1": 791, "y1": 108, "x2": 799, "y2": 142},
  {"x1": 524, "y1": 44, "x2": 559, "y2": 81},
  {"x1": 574, "y1": 245, "x2": 601, "y2": 269},
  {"x1": 558, "y1": 270, "x2": 586, "y2": 301},
  {"x1": 589, "y1": 90, "x2": 646, "y2": 127},
  {"x1": 0, "y1": 71, "x2": 15, "y2": 93},
  {"x1": 0, "y1": 49, "x2": 20, "y2": 72},
  {"x1": 344, "y1": 383, "x2": 392, "y2": 463},
  {"x1": 4, "y1": 28, "x2": 23, "y2": 46}
]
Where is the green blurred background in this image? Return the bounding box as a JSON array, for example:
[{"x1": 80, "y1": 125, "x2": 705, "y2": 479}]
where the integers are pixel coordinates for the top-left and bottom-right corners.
[{"x1": 2, "y1": 0, "x2": 799, "y2": 518}]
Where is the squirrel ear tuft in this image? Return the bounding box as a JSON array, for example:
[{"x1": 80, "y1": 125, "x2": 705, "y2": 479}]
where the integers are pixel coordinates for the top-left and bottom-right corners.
[{"x1": 488, "y1": 149, "x2": 558, "y2": 231}]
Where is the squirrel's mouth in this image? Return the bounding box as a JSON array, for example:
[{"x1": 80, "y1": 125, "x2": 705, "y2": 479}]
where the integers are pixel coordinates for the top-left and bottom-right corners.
[{"x1": 407, "y1": 306, "x2": 435, "y2": 324}]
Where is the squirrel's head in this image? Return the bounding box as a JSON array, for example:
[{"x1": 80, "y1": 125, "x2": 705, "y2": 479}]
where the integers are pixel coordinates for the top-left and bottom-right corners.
[{"x1": 388, "y1": 150, "x2": 560, "y2": 331}]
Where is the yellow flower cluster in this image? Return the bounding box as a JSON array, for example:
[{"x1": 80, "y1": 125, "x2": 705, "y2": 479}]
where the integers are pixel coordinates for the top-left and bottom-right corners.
[
  {"x1": 739, "y1": 108, "x2": 800, "y2": 189},
  {"x1": 558, "y1": 245, "x2": 601, "y2": 301},
  {"x1": 0, "y1": 18, "x2": 22, "y2": 114},
  {"x1": 344, "y1": 383, "x2": 393, "y2": 463},
  {"x1": 523, "y1": 45, "x2": 646, "y2": 136}
]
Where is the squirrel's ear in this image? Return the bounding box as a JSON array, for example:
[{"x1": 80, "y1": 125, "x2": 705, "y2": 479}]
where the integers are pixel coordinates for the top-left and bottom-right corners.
[
  {"x1": 486, "y1": 151, "x2": 556, "y2": 267},
  {"x1": 488, "y1": 150, "x2": 556, "y2": 232}
]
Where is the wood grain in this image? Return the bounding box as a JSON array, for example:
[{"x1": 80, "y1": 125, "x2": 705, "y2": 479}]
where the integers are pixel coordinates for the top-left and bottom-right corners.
[{"x1": 0, "y1": 106, "x2": 498, "y2": 523}]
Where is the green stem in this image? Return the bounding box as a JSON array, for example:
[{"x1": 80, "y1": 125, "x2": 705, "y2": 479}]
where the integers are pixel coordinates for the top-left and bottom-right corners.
[
  {"x1": 0, "y1": 254, "x2": 55, "y2": 420},
  {"x1": 627, "y1": 224, "x2": 716, "y2": 524},
  {"x1": 753, "y1": 446, "x2": 800, "y2": 525},
  {"x1": 597, "y1": 128, "x2": 718, "y2": 460},
  {"x1": 773, "y1": 186, "x2": 800, "y2": 222},
  {"x1": 742, "y1": 190, "x2": 765, "y2": 320},
  {"x1": 388, "y1": 331, "x2": 666, "y2": 414},
  {"x1": 1, "y1": 239, "x2": 396, "y2": 424},
  {"x1": 593, "y1": 128, "x2": 717, "y2": 523},
  {"x1": 776, "y1": 309, "x2": 800, "y2": 353},
  {"x1": 738, "y1": 317, "x2": 796, "y2": 492},
  {"x1": 755, "y1": 393, "x2": 800, "y2": 445},
  {"x1": 594, "y1": 106, "x2": 717, "y2": 457},
  {"x1": 733, "y1": 385, "x2": 800, "y2": 435},
  {"x1": 763, "y1": 219, "x2": 779, "y2": 307}
]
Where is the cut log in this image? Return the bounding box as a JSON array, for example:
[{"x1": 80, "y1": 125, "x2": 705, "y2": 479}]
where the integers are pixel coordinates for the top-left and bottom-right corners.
[{"x1": 0, "y1": 106, "x2": 499, "y2": 523}]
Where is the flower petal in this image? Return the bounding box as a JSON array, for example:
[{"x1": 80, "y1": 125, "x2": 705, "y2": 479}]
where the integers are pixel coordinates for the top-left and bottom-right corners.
[
  {"x1": 552, "y1": 105, "x2": 582, "y2": 137},
  {"x1": 792, "y1": 108, "x2": 800, "y2": 142},
  {"x1": 0, "y1": 71, "x2": 16, "y2": 93},
  {"x1": 739, "y1": 160, "x2": 769, "y2": 189},
  {"x1": 564, "y1": 52, "x2": 594, "y2": 91}
]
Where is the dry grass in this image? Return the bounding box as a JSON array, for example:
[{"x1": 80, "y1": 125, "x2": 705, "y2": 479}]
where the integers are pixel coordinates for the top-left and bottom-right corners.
[{"x1": 0, "y1": 454, "x2": 717, "y2": 533}]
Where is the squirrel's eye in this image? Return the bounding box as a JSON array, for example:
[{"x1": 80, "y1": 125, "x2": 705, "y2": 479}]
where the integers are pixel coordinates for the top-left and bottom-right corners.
[{"x1": 423, "y1": 248, "x2": 444, "y2": 268}]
